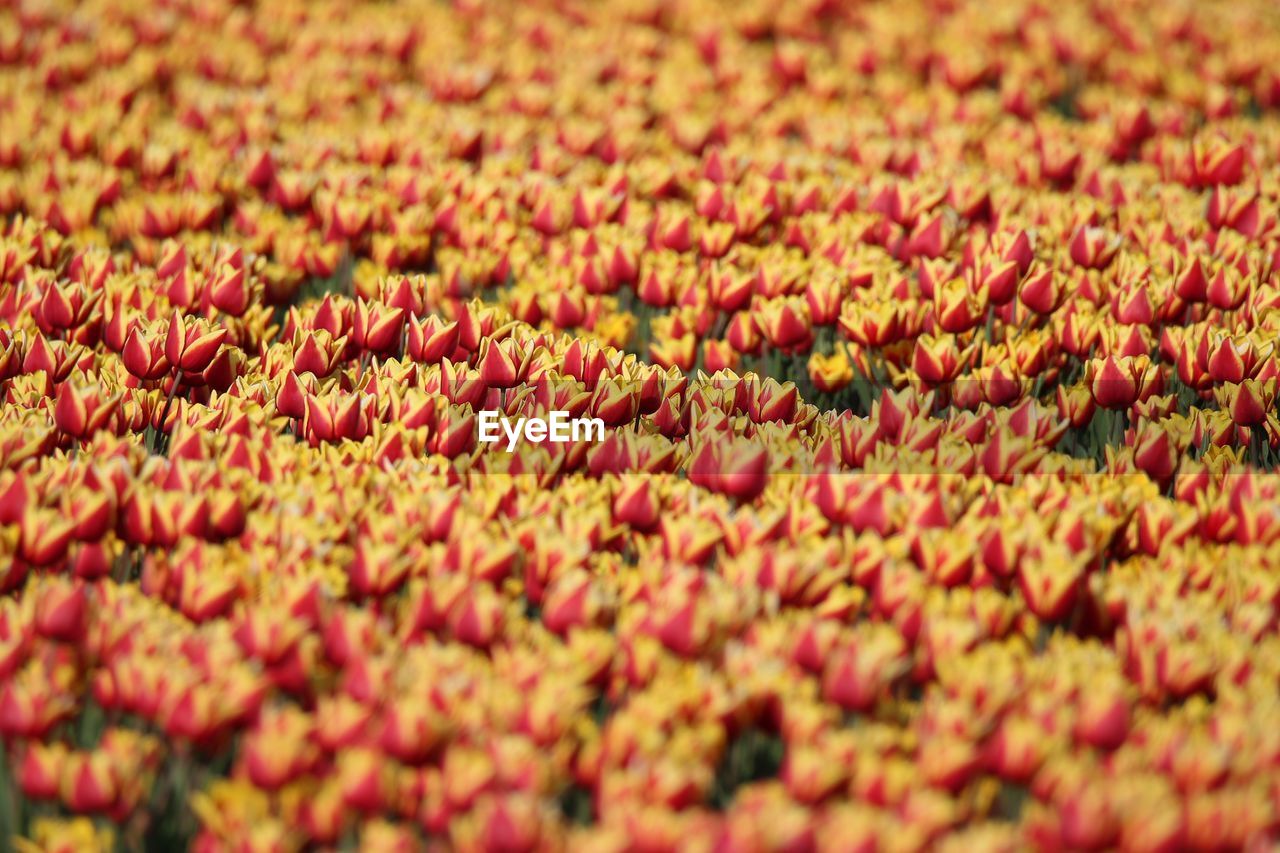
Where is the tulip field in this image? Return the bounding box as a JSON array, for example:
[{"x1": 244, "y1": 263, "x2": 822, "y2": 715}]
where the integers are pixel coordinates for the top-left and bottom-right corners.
[{"x1": 6, "y1": 0, "x2": 1280, "y2": 849}]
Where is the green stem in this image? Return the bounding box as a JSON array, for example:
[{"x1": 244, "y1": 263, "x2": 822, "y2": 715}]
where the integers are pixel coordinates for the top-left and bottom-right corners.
[{"x1": 152, "y1": 377, "x2": 182, "y2": 456}]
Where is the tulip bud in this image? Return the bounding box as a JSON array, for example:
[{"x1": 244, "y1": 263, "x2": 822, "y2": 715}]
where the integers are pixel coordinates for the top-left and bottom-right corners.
[
  {"x1": 688, "y1": 438, "x2": 769, "y2": 502},
  {"x1": 20, "y1": 510, "x2": 74, "y2": 567},
  {"x1": 757, "y1": 298, "x2": 813, "y2": 350},
  {"x1": 1088, "y1": 355, "x2": 1153, "y2": 410},
  {"x1": 352, "y1": 299, "x2": 406, "y2": 356},
  {"x1": 34, "y1": 579, "x2": 87, "y2": 643},
  {"x1": 349, "y1": 540, "x2": 410, "y2": 598},
  {"x1": 19, "y1": 742, "x2": 68, "y2": 801},
  {"x1": 292, "y1": 330, "x2": 346, "y2": 378},
  {"x1": 985, "y1": 715, "x2": 1047, "y2": 783},
  {"x1": 209, "y1": 265, "x2": 252, "y2": 316},
  {"x1": 60, "y1": 751, "x2": 119, "y2": 814},
  {"x1": 1205, "y1": 268, "x2": 1248, "y2": 311},
  {"x1": 935, "y1": 277, "x2": 986, "y2": 334},
  {"x1": 1056, "y1": 383, "x2": 1096, "y2": 429},
  {"x1": 448, "y1": 583, "x2": 505, "y2": 649},
  {"x1": 1018, "y1": 547, "x2": 1085, "y2": 622},
  {"x1": 122, "y1": 325, "x2": 170, "y2": 380},
  {"x1": 304, "y1": 392, "x2": 371, "y2": 444},
  {"x1": 821, "y1": 626, "x2": 907, "y2": 713},
  {"x1": 53, "y1": 381, "x2": 119, "y2": 439},
  {"x1": 1069, "y1": 226, "x2": 1121, "y2": 270},
  {"x1": 809, "y1": 348, "x2": 855, "y2": 393},
  {"x1": 200, "y1": 345, "x2": 243, "y2": 392},
  {"x1": 805, "y1": 275, "x2": 845, "y2": 326},
  {"x1": 242, "y1": 706, "x2": 317, "y2": 790},
  {"x1": 913, "y1": 334, "x2": 970, "y2": 385},
  {"x1": 1018, "y1": 266, "x2": 1064, "y2": 315},
  {"x1": 1131, "y1": 420, "x2": 1179, "y2": 484},
  {"x1": 725, "y1": 312, "x2": 762, "y2": 355},
  {"x1": 613, "y1": 476, "x2": 661, "y2": 532},
  {"x1": 1175, "y1": 258, "x2": 1209, "y2": 302},
  {"x1": 406, "y1": 316, "x2": 460, "y2": 364},
  {"x1": 477, "y1": 339, "x2": 522, "y2": 389},
  {"x1": 337, "y1": 747, "x2": 396, "y2": 814},
  {"x1": 1217, "y1": 379, "x2": 1276, "y2": 427},
  {"x1": 165, "y1": 310, "x2": 229, "y2": 376}
]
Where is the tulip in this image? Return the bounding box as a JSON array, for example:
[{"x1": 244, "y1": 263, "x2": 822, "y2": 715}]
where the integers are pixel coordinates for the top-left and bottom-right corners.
[
  {"x1": 808, "y1": 347, "x2": 855, "y2": 393},
  {"x1": 208, "y1": 264, "x2": 252, "y2": 316},
  {"x1": 648, "y1": 333, "x2": 697, "y2": 371},
  {"x1": 298, "y1": 782, "x2": 348, "y2": 845},
  {"x1": 1175, "y1": 258, "x2": 1209, "y2": 302},
  {"x1": 448, "y1": 582, "x2": 505, "y2": 649},
  {"x1": 912, "y1": 334, "x2": 970, "y2": 385},
  {"x1": 165, "y1": 311, "x2": 229, "y2": 375},
  {"x1": 1192, "y1": 140, "x2": 1246, "y2": 186},
  {"x1": 406, "y1": 315, "x2": 460, "y2": 364},
  {"x1": 1114, "y1": 783, "x2": 1184, "y2": 853},
  {"x1": 839, "y1": 300, "x2": 903, "y2": 348},
  {"x1": 725, "y1": 312, "x2": 762, "y2": 355},
  {"x1": 980, "y1": 259, "x2": 1021, "y2": 305},
  {"x1": 757, "y1": 297, "x2": 813, "y2": 350},
  {"x1": 53, "y1": 380, "x2": 120, "y2": 439},
  {"x1": 20, "y1": 335, "x2": 82, "y2": 383},
  {"x1": 821, "y1": 626, "x2": 908, "y2": 713},
  {"x1": 451, "y1": 793, "x2": 554, "y2": 853},
  {"x1": 200, "y1": 345, "x2": 243, "y2": 392},
  {"x1": 612, "y1": 476, "x2": 661, "y2": 532},
  {"x1": 977, "y1": 361, "x2": 1029, "y2": 407},
  {"x1": 1057, "y1": 782, "x2": 1121, "y2": 850},
  {"x1": 352, "y1": 299, "x2": 406, "y2": 356},
  {"x1": 919, "y1": 734, "x2": 980, "y2": 793},
  {"x1": 688, "y1": 437, "x2": 769, "y2": 501},
  {"x1": 1018, "y1": 547, "x2": 1086, "y2": 622},
  {"x1": 57, "y1": 751, "x2": 119, "y2": 814},
  {"x1": 1073, "y1": 687, "x2": 1131, "y2": 750},
  {"x1": 20, "y1": 509, "x2": 74, "y2": 567},
  {"x1": 985, "y1": 715, "x2": 1048, "y2": 783},
  {"x1": 590, "y1": 381, "x2": 640, "y2": 426},
  {"x1": 1088, "y1": 355, "x2": 1153, "y2": 410},
  {"x1": 1069, "y1": 226, "x2": 1121, "y2": 270},
  {"x1": 1056, "y1": 382, "x2": 1096, "y2": 428},
  {"x1": 745, "y1": 379, "x2": 798, "y2": 426},
  {"x1": 1018, "y1": 266, "x2": 1064, "y2": 316},
  {"x1": 337, "y1": 748, "x2": 396, "y2": 814},
  {"x1": 70, "y1": 539, "x2": 118, "y2": 580},
  {"x1": 304, "y1": 392, "x2": 371, "y2": 443},
  {"x1": 380, "y1": 704, "x2": 449, "y2": 765},
  {"x1": 292, "y1": 329, "x2": 346, "y2": 378},
  {"x1": 34, "y1": 579, "x2": 87, "y2": 642},
  {"x1": 36, "y1": 281, "x2": 101, "y2": 334},
  {"x1": 806, "y1": 275, "x2": 846, "y2": 326},
  {"x1": 477, "y1": 338, "x2": 523, "y2": 389},
  {"x1": 1217, "y1": 379, "x2": 1276, "y2": 427},
  {"x1": 120, "y1": 324, "x2": 170, "y2": 380},
  {"x1": 432, "y1": 405, "x2": 479, "y2": 457},
  {"x1": 20, "y1": 739, "x2": 68, "y2": 803},
  {"x1": 1206, "y1": 268, "x2": 1248, "y2": 311},
  {"x1": 349, "y1": 540, "x2": 411, "y2": 598},
  {"x1": 542, "y1": 570, "x2": 612, "y2": 635},
  {"x1": 14, "y1": 818, "x2": 115, "y2": 853},
  {"x1": 1058, "y1": 307, "x2": 1102, "y2": 359},
  {"x1": 934, "y1": 277, "x2": 986, "y2": 334}
]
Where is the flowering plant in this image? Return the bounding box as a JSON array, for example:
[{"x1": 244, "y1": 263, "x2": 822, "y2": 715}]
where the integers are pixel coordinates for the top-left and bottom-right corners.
[{"x1": 3, "y1": 0, "x2": 1280, "y2": 850}]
